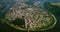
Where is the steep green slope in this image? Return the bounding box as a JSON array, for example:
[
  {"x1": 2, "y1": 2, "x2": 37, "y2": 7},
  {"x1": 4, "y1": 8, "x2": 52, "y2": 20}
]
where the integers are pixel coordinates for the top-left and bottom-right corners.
[
  {"x1": 44, "y1": 2, "x2": 60, "y2": 16},
  {"x1": 44, "y1": 2, "x2": 60, "y2": 32}
]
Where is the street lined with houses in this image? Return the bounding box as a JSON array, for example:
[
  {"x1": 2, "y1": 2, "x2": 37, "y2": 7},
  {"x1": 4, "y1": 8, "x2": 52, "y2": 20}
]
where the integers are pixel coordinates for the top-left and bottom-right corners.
[{"x1": 5, "y1": 2, "x2": 54, "y2": 30}]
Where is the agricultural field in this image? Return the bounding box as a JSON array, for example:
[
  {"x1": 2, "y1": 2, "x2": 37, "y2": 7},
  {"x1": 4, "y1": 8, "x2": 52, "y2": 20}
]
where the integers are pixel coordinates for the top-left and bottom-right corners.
[{"x1": 51, "y1": 2, "x2": 60, "y2": 7}]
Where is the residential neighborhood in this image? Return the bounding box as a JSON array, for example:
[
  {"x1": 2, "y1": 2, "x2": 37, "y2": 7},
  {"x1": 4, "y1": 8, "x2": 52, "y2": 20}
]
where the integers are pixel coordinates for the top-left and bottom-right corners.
[{"x1": 5, "y1": 2, "x2": 54, "y2": 30}]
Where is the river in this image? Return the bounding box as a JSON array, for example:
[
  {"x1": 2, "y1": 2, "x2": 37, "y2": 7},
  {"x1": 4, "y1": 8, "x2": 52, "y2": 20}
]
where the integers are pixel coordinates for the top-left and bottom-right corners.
[
  {"x1": 1, "y1": 0, "x2": 60, "y2": 15},
  {"x1": 0, "y1": 0, "x2": 60, "y2": 32}
]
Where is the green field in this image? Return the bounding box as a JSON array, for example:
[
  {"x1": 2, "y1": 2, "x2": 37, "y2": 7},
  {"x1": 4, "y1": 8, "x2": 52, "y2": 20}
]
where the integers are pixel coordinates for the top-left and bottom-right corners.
[{"x1": 51, "y1": 2, "x2": 60, "y2": 7}]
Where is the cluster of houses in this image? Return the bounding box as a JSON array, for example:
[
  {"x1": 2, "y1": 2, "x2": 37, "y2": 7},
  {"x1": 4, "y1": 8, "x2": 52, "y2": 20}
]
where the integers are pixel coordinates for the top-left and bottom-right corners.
[{"x1": 5, "y1": 2, "x2": 53, "y2": 29}]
